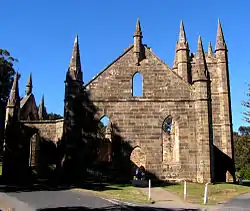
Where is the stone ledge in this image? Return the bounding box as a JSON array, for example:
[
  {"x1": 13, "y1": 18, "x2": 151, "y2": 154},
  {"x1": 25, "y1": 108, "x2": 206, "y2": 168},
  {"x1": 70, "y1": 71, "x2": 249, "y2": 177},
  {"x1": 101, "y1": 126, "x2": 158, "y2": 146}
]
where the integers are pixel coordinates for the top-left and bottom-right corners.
[{"x1": 20, "y1": 118, "x2": 64, "y2": 124}]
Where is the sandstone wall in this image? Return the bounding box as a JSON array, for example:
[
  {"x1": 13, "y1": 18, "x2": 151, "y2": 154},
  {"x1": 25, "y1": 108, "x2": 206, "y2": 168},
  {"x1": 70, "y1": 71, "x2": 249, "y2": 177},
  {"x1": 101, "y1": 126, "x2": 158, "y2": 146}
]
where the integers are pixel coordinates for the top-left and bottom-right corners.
[
  {"x1": 21, "y1": 119, "x2": 64, "y2": 142},
  {"x1": 86, "y1": 46, "x2": 200, "y2": 181}
]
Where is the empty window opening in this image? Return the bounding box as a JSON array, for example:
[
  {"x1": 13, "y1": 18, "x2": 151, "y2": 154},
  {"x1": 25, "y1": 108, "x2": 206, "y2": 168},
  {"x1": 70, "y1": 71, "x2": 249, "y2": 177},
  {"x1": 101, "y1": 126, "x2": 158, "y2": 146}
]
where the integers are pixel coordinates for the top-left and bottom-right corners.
[
  {"x1": 162, "y1": 116, "x2": 172, "y2": 134},
  {"x1": 100, "y1": 115, "x2": 109, "y2": 126},
  {"x1": 132, "y1": 72, "x2": 143, "y2": 97}
]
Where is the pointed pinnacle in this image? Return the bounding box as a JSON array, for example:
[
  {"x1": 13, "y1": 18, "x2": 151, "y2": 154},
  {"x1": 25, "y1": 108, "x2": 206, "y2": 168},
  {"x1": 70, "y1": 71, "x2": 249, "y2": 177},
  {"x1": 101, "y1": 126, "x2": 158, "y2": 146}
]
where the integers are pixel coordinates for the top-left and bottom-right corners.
[
  {"x1": 11, "y1": 72, "x2": 19, "y2": 91},
  {"x1": 196, "y1": 36, "x2": 206, "y2": 61},
  {"x1": 8, "y1": 72, "x2": 20, "y2": 106},
  {"x1": 68, "y1": 34, "x2": 82, "y2": 81},
  {"x1": 27, "y1": 73, "x2": 32, "y2": 86},
  {"x1": 74, "y1": 34, "x2": 78, "y2": 44},
  {"x1": 38, "y1": 95, "x2": 45, "y2": 120},
  {"x1": 208, "y1": 42, "x2": 213, "y2": 56},
  {"x1": 217, "y1": 19, "x2": 225, "y2": 41},
  {"x1": 134, "y1": 18, "x2": 142, "y2": 37},
  {"x1": 25, "y1": 72, "x2": 32, "y2": 95},
  {"x1": 179, "y1": 20, "x2": 186, "y2": 42},
  {"x1": 41, "y1": 94, "x2": 44, "y2": 105},
  {"x1": 197, "y1": 36, "x2": 203, "y2": 52},
  {"x1": 215, "y1": 19, "x2": 226, "y2": 51}
]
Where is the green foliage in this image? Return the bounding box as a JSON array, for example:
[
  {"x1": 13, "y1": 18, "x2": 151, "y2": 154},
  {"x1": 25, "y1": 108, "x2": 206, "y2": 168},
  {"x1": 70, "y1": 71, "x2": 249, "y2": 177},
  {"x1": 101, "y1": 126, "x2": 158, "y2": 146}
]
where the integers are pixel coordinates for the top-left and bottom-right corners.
[
  {"x1": 239, "y1": 164, "x2": 250, "y2": 179},
  {"x1": 45, "y1": 112, "x2": 63, "y2": 120},
  {"x1": 234, "y1": 128, "x2": 250, "y2": 179},
  {"x1": 238, "y1": 126, "x2": 250, "y2": 136},
  {"x1": 0, "y1": 49, "x2": 18, "y2": 103}
]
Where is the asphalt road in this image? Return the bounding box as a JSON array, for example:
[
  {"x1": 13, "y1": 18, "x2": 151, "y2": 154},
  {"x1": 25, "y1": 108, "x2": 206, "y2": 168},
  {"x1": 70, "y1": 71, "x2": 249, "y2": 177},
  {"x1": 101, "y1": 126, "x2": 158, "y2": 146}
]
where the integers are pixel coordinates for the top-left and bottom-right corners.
[
  {"x1": 221, "y1": 192, "x2": 250, "y2": 211},
  {"x1": 5, "y1": 189, "x2": 117, "y2": 210},
  {"x1": 0, "y1": 188, "x2": 203, "y2": 211},
  {"x1": 1, "y1": 187, "x2": 249, "y2": 211}
]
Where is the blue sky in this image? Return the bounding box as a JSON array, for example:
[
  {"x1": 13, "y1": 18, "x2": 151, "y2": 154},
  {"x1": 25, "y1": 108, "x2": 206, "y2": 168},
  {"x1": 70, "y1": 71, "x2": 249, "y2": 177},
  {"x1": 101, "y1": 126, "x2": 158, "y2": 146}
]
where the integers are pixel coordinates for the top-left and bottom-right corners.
[{"x1": 1, "y1": 0, "x2": 249, "y2": 131}]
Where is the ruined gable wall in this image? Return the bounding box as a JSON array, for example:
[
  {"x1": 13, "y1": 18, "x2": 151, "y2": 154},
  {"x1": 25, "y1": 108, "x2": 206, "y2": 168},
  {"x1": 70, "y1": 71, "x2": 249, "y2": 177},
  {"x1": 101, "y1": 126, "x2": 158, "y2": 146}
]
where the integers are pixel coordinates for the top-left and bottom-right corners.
[
  {"x1": 20, "y1": 94, "x2": 38, "y2": 120},
  {"x1": 86, "y1": 46, "x2": 198, "y2": 180}
]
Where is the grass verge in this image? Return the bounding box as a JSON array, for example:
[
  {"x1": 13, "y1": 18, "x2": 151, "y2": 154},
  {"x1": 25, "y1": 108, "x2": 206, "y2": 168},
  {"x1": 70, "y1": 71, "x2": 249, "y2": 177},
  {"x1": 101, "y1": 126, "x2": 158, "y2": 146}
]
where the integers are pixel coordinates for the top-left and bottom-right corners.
[
  {"x1": 74, "y1": 184, "x2": 151, "y2": 204},
  {"x1": 164, "y1": 182, "x2": 250, "y2": 205}
]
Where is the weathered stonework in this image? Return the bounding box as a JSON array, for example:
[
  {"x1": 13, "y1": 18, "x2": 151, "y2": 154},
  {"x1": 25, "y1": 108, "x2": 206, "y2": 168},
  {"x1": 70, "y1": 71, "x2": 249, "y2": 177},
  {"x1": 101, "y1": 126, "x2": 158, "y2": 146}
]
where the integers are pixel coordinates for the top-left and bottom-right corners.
[
  {"x1": 21, "y1": 119, "x2": 64, "y2": 142},
  {"x1": 80, "y1": 20, "x2": 235, "y2": 183},
  {"x1": 4, "y1": 19, "x2": 235, "y2": 184}
]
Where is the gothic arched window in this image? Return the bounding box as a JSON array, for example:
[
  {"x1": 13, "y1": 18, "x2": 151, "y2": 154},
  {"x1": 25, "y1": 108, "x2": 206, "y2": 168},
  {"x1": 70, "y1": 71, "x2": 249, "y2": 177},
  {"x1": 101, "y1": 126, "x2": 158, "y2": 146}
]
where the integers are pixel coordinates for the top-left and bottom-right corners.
[
  {"x1": 132, "y1": 72, "x2": 143, "y2": 97},
  {"x1": 162, "y1": 116, "x2": 172, "y2": 134}
]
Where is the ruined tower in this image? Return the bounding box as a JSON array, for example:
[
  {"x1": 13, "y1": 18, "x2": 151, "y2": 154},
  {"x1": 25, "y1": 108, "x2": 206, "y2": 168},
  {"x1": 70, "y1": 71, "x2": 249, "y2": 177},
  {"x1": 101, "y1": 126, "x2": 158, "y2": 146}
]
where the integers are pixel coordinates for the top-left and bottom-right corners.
[
  {"x1": 192, "y1": 36, "x2": 211, "y2": 183},
  {"x1": 64, "y1": 35, "x2": 83, "y2": 131}
]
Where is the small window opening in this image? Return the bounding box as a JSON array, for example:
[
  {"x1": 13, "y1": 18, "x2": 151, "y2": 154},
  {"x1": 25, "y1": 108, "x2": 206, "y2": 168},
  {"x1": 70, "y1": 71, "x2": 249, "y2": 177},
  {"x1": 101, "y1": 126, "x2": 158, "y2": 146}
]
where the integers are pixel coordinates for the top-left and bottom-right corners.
[
  {"x1": 132, "y1": 72, "x2": 143, "y2": 97},
  {"x1": 100, "y1": 115, "x2": 109, "y2": 127}
]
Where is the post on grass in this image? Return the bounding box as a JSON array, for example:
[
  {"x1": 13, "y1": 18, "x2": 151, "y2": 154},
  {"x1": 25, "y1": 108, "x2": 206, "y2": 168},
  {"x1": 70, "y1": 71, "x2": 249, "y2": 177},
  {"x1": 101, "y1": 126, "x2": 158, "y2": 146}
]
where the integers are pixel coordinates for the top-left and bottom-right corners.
[
  {"x1": 148, "y1": 179, "x2": 151, "y2": 200},
  {"x1": 203, "y1": 183, "x2": 209, "y2": 204},
  {"x1": 184, "y1": 181, "x2": 187, "y2": 200}
]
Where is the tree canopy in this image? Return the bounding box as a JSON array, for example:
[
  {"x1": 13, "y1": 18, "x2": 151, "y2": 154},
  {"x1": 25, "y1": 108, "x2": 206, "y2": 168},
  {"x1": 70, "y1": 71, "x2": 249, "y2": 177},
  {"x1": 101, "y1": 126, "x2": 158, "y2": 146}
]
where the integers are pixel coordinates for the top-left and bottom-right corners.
[
  {"x1": 45, "y1": 112, "x2": 63, "y2": 120},
  {"x1": 0, "y1": 49, "x2": 18, "y2": 104},
  {"x1": 242, "y1": 84, "x2": 250, "y2": 123},
  {"x1": 234, "y1": 127, "x2": 250, "y2": 179}
]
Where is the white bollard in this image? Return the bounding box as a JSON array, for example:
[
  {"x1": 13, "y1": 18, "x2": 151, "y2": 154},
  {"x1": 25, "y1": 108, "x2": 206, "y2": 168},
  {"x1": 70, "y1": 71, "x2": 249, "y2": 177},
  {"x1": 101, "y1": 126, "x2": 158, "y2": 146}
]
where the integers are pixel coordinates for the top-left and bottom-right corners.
[
  {"x1": 148, "y1": 179, "x2": 151, "y2": 200},
  {"x1": 184, "y1": 181, "x2": 187, "y2": 200},
  {"x1": 203, "y1": 183, "x2": 209, "y2": 204}
]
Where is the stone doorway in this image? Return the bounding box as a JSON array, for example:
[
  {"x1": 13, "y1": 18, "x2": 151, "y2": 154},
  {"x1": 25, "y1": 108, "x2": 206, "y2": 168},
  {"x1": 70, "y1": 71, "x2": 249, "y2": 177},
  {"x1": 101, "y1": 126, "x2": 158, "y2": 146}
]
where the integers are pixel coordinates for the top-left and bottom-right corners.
[{"x1": 130, "y1": 146, "x2": 146, "y2": 172}]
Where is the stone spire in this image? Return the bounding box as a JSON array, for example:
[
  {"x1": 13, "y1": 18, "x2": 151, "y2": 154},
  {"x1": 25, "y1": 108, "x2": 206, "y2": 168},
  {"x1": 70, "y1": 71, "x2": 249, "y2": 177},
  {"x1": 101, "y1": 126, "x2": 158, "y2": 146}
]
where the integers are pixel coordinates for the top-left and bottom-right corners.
[
  {"x1": 38, "y1": 95, "x2": 46, "y2": 120},
  {"x1": 197, "y1": 36, "x2": 204, "y2": 56},
  {"x1": 177, "y1": 20, "x2": 189, "y2": 50},
  {"x1": 175, "y1": 20, "x2": 190, "y2": 82},
  {"x1": 208, "y1": 42, "x2": 214, "y2": 57},
  {"x1": 25, "y1": 73, "x2": 32, "y2": 95},
  {"x1": 5, "y1": 72, "x2": 20, "y2": 126},
  {"x1": 7, "y1": 72, "x2": 20, "y2": 107},
  {"x1": 215, "y1": 19, "x2": 227, "y2": 51},
  {"x1": 67, "y1": 35, "x2": 83, "y2": 83},
  {"x1": 193, "y1": 36, "x2": 207, "y2": 82},
  {"x1": 133, "y1": 18, "x2": 143, "y2": 65},
  {"x1": 179, "y1": 20, "x2": 187, "y2": 42}
]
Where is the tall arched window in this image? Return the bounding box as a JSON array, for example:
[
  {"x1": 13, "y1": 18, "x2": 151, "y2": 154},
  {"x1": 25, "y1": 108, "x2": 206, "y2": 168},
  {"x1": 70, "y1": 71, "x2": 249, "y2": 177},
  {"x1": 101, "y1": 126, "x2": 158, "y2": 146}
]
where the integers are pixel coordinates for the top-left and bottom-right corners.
[
  {"x1": 132, "y1": 72, "x2": 143, "y2": 97},
  {"x1": 99, "y1": 115, "x2": 112, "y2": 162},
  {"x1": 162, "y1": 116, "x2": 173, "y2": 135}
]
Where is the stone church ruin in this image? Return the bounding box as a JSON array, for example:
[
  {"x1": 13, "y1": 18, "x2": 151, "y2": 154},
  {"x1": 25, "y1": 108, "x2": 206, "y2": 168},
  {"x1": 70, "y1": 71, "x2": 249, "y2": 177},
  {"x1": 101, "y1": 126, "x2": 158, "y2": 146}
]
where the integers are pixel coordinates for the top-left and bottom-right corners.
[{"x1": 2, "y1": 19, "x2": 235, "y2": 184}]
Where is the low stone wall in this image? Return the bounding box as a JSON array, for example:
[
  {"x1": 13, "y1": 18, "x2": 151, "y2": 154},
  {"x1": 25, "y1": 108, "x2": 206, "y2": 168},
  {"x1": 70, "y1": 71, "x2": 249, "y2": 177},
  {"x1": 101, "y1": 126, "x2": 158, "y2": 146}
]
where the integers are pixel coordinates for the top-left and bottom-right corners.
[{"x1": 20, "y1": 119, "x2": 64, "y2": 142}]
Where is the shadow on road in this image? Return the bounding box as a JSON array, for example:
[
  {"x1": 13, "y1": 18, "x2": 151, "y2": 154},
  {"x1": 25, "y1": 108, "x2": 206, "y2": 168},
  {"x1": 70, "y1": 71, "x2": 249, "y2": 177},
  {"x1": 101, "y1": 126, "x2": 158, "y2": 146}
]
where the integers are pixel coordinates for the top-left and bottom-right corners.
[
  {"x1": 0, "y1": 181, "x2": 123, "y2": 193},
  {"x1": 38, "y1": 205, "x2": 200, "y2": 211}
]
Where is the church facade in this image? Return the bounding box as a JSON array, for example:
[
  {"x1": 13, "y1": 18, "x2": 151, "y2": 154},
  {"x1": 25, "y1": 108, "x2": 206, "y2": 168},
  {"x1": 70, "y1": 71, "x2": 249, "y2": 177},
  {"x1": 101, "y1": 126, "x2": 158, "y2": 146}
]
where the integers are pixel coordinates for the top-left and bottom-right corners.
[{"x1": 4, "y1": 19, "x2": 235, "y2": 183}]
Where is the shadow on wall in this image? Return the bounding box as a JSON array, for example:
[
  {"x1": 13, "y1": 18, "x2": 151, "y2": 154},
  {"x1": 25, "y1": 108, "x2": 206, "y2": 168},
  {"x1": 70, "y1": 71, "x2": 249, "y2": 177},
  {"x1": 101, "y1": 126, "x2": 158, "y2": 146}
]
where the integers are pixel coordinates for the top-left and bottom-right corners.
[
  {"x1": 213, "y1": 145, "x2": 236, "y2": 182},
  {"x1": 2, "y1": 120, "x2": 38, "y2": 184},
  {"x1": 1, "y1": 86, "x2": 162, "y2": 187},
  {"x1": 56, "y1": 86, "x2": 161, "y2": 184}
]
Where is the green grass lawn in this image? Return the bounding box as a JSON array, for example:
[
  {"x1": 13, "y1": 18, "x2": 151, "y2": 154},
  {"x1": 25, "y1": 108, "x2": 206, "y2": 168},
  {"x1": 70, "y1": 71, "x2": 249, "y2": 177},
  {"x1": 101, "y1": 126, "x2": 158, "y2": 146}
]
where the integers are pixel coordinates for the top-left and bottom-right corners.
[
  {"x1": 0, "y1": 163, "x2": 2, "y2": 176},
  {"x1": 74, "y1": 184, "x2": 151, "y2": 204},
  {"x1": 164, "y1": 182, "x2": 250, "y2": 205}
]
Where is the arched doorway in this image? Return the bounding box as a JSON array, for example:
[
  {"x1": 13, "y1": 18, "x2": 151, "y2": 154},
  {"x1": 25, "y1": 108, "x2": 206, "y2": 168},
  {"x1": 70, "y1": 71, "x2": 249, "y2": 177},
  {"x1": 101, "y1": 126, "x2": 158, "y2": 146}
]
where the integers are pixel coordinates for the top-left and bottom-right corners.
[{"x1": 130, "y1": 146, "x2": 146, "y2": 176}]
